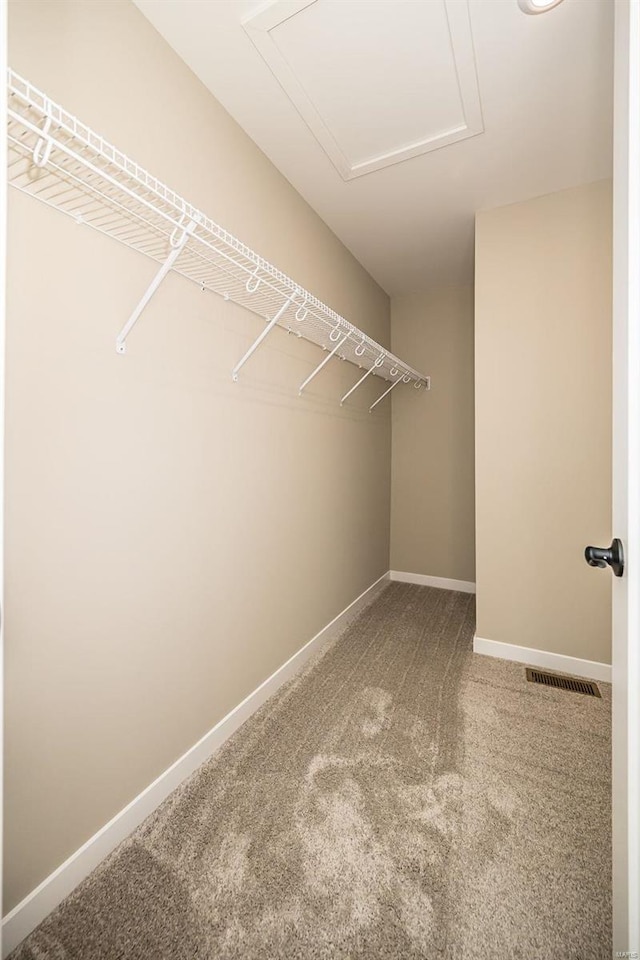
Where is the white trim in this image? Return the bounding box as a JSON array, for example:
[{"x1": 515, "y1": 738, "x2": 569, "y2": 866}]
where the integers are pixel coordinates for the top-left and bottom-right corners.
[
  {"x1": 473, "y1": 635, "x2": 612, "y2": 683},
  {"x1": 0, "y1": 1, "x2": 7, "y2": 956},
  {"x1": 613, "y1": 0, "x2": 640, "y2": 950},
  {"x1": 389, "y1": 570, "x2": 476, "y2": 594},
  {"x1": 1, "y1": 572, "x2": 390, "y2": 957}
]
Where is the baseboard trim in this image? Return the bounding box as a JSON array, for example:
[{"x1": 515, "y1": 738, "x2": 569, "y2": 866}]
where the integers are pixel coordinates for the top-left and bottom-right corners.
[
  {"x1": 2, "y1": 571, "x2": 390, "y2": 957},
  {"x1": 473, "y1": 635, "x2": 612, "y2": 683},
  {"x1": 389, "y1": 570, "x2": 476, "y2": 594}
]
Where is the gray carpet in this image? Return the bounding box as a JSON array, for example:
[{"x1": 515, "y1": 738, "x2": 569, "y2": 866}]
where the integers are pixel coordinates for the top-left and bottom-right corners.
[{"x1": 10, "y1": 583, "x2": 611, "y2": 959}]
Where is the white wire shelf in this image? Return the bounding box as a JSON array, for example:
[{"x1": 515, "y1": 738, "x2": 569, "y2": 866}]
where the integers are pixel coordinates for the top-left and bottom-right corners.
[{"x1": 6, "y1": 69, "x2": 430, "y2": 407}]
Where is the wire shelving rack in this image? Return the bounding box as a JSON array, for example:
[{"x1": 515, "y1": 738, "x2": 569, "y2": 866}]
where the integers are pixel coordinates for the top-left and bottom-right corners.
[{"x1": 6, "y1": 69, "x2": 430, "y2": 408}]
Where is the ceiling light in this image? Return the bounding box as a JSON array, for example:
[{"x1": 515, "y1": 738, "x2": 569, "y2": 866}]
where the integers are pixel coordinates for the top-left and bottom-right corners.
[{"x1": 517, "y1": 0, "x2": 565, "y2": 13}]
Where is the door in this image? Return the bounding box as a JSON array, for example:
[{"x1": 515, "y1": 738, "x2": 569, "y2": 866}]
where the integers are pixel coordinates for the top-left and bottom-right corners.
[
  {"x1": 0, "y1": 0, "x2": 7, "y2": 954},
  {"x1": 612, "y1": 0, "x2": 640, "y2": 953}
]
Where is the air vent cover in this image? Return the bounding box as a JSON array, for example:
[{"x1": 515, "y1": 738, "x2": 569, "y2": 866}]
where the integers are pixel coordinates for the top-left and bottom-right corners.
[{"x1": 525, "y1": 668, "x2": 601, "y2": 698}]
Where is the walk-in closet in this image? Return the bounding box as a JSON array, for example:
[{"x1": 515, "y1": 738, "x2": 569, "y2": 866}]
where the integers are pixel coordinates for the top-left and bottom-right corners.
[{"x1": 1, "y1": 1, "x2": 638, "y2": 958}]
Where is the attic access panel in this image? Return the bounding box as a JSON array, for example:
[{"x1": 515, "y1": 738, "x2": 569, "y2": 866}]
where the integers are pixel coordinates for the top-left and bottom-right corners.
[{"x1": 243, "y1": 0, "x2": 484, "y2": 180}]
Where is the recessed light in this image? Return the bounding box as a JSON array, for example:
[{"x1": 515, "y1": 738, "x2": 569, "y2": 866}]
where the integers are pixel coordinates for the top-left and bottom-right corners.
[{"x1": 517, "y1": 0, "x2": 565, "y2": 13}]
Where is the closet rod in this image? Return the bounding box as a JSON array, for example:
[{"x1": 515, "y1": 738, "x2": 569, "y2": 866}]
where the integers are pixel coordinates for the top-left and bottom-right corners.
[{"x1": 6, "y1": 68, "x2": 430, "y2": 401}]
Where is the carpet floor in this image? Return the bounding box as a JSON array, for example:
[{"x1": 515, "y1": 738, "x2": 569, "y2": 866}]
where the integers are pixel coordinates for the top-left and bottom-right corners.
[{"x1": 10, "y1": 583, "x2": 611, "y2": 959}]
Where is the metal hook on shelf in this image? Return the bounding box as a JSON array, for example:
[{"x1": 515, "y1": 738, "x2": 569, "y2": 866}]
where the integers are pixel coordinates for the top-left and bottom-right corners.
[
  {"x1": 390, "y1": 366, "x2": 399, "y2": 377},
  {"x1": 329, "y1": 322, "x2": 343, "y2": 342},
  {"x1": 32, "y1": 113, "x2": 53, "y2": 168},
  {"x1": 246, "y1": 267, "x2": 261, "y2": 295},
  {"x1": 295, "y1": 300, "x2": 308, "y2": 322},
  {"x1": 355, "y1": 338, "x2": 366, "y2": 357},
  {"x1": 414, "y1": 380, "x2": 423, "y2": 390},
  {"x1": 170, "y1": 215, "x2": 193, "y2": 250}
]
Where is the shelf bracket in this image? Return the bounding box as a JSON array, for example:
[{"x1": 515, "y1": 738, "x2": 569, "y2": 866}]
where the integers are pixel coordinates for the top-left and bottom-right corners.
[
  {"x1": 116, "y1": 218, "x2": 197, "y2": 354},
  {"x1": 369, "y1": 373, "x2": 411, "y2": 412},
  {"x1": 340, "y1": 354, "x2": 385, "y2": 406},
  {"x1": 299, "y1": 334, "x2": 348, "y2": 395},
  {"x1": 232, "y1": 296, "x2": 294, "y2": 381}
]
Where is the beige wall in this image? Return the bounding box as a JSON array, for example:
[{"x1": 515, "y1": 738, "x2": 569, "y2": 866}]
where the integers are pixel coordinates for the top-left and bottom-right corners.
[
  {"x1": 390, "y1": 287, "x2": 475, "y2": 583},
  {"x1": 5, "y1": 0, "x2": 391, "y2": 911},
  {"x1": 475, "y1": 180, "x2": 612, "y2": 664}
]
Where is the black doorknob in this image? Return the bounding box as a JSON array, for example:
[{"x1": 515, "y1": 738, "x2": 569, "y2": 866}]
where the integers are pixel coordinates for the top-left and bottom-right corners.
[{"x1": 585, "y1": 538, "x2": 624, "y2": 577}]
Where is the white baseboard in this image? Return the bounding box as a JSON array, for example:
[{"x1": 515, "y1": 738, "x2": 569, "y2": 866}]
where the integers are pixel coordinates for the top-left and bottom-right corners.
[
  {"x1": 2, "y1": 571, "x2": 390, "y2": 958},
  {"x1": 389, "y1": 570, "x2": 476, "y2": 594},
  {"x1": 473, "y1": 635, "x2": 612, "y2": 683}
]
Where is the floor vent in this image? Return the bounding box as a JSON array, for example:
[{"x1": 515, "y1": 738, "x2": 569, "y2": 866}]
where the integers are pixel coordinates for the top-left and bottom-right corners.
[{"x1": 525, "y1": 668, "x2": 601, "y2": 698}]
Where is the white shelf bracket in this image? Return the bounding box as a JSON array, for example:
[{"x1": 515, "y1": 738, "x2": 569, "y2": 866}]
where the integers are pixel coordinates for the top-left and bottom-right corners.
[
  {"x1": 340, "y1": 354, "x2": 385, "y2": 406},
  {"x1": 369, "y1": 373, "x2": 411, "y2": 412},
  {"x1": 115, "y1": 218, "x2": 197, "y2": 355},
  {"x1": 299, "y1": 333, "x2": 348, "y2": 395},
  {"x1": 232, "y1": 295, "x2": 294, "y2": 381}
]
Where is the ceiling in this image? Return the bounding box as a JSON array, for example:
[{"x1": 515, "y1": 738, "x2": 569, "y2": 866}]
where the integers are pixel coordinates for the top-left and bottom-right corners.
[{"x1": 133, "y1": 0, "x2": 614, "y2": 295}]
